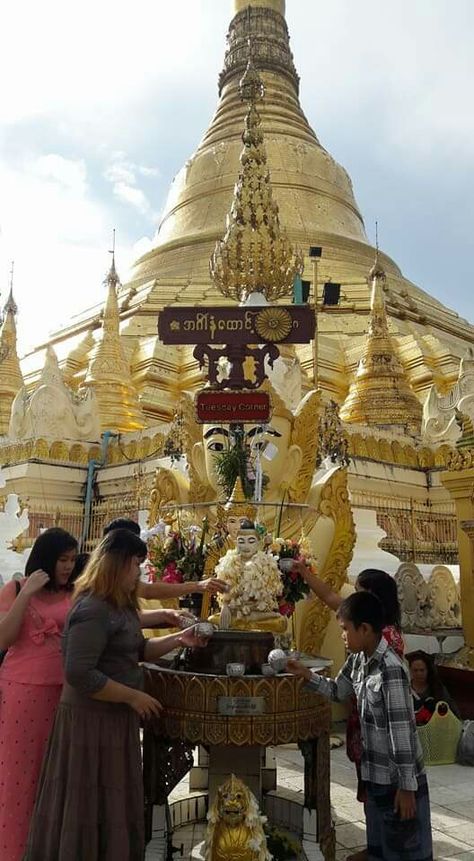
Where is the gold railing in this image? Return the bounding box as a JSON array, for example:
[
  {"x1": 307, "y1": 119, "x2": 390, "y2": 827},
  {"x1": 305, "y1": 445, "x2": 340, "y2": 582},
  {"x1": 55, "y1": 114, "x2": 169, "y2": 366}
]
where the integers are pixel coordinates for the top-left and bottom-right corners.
[
  {"x1": 86, "y1": 495, "x2": 139, "y2": 551},
  {"x1": 351, "y1": 492, "x2": 459, "y2": 565},
  {"x1": 22, "y1": 495, "x2": 139, "y2": 552}
]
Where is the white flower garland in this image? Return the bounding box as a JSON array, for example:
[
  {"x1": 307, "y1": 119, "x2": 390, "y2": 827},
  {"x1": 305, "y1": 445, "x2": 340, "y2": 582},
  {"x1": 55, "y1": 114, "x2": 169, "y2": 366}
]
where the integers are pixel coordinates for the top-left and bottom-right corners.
[{"x1": 215, "y1": 549, "x2": 283, "y2": 620}]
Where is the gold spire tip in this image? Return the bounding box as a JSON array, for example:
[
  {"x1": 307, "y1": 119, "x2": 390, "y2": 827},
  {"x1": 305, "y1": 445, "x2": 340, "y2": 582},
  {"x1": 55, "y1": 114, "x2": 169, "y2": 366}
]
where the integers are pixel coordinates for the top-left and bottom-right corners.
[
  {"x1": 4, "y1": 261, "x2": 18, "y2": 316},
  {"x1": 233, "y1": 0, "x2": 285, "y2": 17}
]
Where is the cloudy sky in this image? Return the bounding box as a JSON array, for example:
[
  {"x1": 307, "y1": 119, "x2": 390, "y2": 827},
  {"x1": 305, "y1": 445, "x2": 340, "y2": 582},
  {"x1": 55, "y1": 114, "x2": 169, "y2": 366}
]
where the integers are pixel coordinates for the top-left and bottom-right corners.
[{"x1": 1, "y1": 0, "x2": 473, "y2": 353}]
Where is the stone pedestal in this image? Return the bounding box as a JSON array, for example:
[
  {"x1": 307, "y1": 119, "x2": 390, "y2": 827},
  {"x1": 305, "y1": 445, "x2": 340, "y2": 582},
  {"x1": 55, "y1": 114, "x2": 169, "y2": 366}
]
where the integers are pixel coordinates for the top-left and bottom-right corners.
[{"x1": 144, "y1": 667, "x2": 335, "y2": 860}]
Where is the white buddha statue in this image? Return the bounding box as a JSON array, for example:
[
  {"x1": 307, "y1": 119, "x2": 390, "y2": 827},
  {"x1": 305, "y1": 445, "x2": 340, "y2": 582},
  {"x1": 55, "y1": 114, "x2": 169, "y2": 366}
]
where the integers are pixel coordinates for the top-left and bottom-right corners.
[{"x1": 210, "y1": 519, "x2": 286, "y2": 633}]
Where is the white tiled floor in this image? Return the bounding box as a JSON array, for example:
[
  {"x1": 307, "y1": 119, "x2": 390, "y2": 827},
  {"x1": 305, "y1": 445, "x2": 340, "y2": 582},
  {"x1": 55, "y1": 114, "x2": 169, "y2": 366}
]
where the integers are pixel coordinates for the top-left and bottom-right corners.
[{"x1": 146, "y1": 738, "x2": 474, "y2": 860}]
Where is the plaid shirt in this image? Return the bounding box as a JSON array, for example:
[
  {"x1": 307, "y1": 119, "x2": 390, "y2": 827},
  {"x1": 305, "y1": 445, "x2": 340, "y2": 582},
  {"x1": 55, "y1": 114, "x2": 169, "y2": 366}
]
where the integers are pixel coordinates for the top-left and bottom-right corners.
[{"x1": 307, "y1": 638, "x2": 424, "y2": 790}]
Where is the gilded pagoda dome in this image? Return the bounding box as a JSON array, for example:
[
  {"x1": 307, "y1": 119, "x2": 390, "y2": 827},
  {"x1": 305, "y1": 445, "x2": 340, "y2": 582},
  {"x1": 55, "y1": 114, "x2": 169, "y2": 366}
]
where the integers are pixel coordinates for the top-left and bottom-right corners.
[
  {"x1": 20, "y1": 0, "x2": 474, "y2": 425},
  {"x1": 129, "y1": 0, "x2": 369, "y2": 291}
]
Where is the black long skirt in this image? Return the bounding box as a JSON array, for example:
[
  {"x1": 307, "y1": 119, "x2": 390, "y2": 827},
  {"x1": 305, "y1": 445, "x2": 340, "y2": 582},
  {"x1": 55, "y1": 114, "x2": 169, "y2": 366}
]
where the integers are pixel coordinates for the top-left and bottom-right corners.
[{"x1": 24, "y1": 687, "x2": 144, "y2": 861}]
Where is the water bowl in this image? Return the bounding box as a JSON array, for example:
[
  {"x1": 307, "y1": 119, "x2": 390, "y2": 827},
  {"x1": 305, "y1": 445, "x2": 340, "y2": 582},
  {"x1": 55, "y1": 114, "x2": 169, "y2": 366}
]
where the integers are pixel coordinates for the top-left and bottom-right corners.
[
  {"x1": 226, "y1": 662, "x2": 245, "y2": 676},
  {"x1": 261, "y1": 663, "x2": 276, "y2": 676}
]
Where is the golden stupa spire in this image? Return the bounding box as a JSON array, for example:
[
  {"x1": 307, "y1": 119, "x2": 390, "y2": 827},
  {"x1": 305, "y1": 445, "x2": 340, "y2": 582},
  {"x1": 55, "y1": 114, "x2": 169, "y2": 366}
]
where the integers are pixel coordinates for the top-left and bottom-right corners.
[
  {"x1": 0, "y1": 262, "x2": 24, "y2": 436},
  {"x1": 84, "y1": 240, "x2": 146, "y2": 433},
  {"x1": 340, "y1": 249, "x2": 422, "y2": 434},
  {"x1": 210, "y1": 41, "x2": 303, "y2": 303},
  {"x1": 233, "y1": 0, "x2": 285, "y2": 14}
]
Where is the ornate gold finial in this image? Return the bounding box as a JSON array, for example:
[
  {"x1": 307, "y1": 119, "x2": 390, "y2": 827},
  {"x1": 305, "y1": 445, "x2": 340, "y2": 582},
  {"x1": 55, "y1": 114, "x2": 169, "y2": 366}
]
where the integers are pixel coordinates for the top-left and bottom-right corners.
[
  {"x1": 210, "y1": 41, "x2": 303, "y2": 303},
  {"x1": 0, "y1": 264, "x2": 23, "y2": 436},
  {"x1": 340, "y1": 254, "x2": 422, "y2": 434},
  {"x1": 84, "y1": 244, "x2": 146, "y2": 434},
  {"x1": 217, "y1": 476, "x2": 258, "y2": 523},
  {"x1": 3, "y1": 261, "x2": 18, "y2": 318}
]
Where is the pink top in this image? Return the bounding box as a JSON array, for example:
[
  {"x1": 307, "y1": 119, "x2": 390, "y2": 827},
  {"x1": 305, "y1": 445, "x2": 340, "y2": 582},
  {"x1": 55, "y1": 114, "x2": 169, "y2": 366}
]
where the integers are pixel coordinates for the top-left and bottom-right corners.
[{"x1": 0, "y1": 579, "x2": 71, "y2": 685}]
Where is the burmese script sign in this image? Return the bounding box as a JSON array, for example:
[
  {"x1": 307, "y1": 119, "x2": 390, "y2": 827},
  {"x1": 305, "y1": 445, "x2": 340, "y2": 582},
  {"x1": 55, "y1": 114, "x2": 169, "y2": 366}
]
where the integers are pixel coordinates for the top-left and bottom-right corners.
[
  {"x1": 218, "y1": 696, "x2": 266, "y2": 716},
  {"x1": 195, "y1": 390, "x2": 271, "y2": 424},
  {"x1": 158, "y1": 305, "x2": 315, "y2": 345}
]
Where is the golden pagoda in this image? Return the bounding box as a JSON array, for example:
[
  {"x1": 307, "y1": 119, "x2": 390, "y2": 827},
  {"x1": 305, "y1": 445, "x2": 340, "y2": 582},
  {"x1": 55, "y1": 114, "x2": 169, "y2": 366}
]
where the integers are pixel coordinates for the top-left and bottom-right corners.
[
  {"x1": 340, "y1": 255, "x2": 423, "y2": 434},
  {"x1": 17, "y1": 0, "x2": 474, "y2": 422},
  {"x1": 83, "y1": 255, "x2": 146, "y2": 434},
  {"x1": 0, "y1": 284, "x2": 23, "y2": 436}
]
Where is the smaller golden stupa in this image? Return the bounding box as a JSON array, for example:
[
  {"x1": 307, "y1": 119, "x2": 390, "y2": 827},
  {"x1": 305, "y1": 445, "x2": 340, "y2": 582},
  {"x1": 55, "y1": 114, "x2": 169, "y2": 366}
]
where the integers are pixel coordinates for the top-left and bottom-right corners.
[
  {"x1": 340, "y1": 255, "x2": 423, "y2": 434},
  {"x1": 0, "y1": 276, "x2": 23, "y2": 437},
  {"x1": 83, "y1": 253, "x2": 146, "y2": 434}
]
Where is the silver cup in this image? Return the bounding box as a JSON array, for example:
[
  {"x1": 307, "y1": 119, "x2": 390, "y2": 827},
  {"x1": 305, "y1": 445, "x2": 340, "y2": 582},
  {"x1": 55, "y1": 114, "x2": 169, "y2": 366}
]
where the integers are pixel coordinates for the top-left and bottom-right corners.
[
  {"x1": 194, "y1": 621, "x2": 215, "y2": 638},
  {"x1": 226, "y1": 662, "x2": 245, "y2": 676},
  {"x1": 261, "y1": 663, "x2": 276, "y2": 676}
]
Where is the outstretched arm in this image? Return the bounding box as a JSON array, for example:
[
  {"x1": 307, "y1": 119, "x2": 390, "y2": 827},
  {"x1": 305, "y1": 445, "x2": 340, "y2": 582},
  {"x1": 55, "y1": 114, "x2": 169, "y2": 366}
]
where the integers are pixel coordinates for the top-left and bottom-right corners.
[
  {"x1": 287, "y1": 655, "x2": 355, "y2": 702},
  {"x1": 138, "y1": 578, "x2": 227, "y2": 600},
  {"x1": 138, "y1": 608, "x2": 195, "y2": 629},
  {"x1": 292, "y1": 561, "x2": 342, "y2": 611},
  {"x1": 143, "y1": 626, "x2": 209, "y2": 662}
]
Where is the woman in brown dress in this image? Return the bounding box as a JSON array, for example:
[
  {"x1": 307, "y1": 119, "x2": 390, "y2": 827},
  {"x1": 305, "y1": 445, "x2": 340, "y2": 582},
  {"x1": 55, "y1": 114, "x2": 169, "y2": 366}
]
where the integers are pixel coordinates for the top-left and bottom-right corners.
[{"x1": 24, "y1": 528, "x2": 208, "y2": 861}]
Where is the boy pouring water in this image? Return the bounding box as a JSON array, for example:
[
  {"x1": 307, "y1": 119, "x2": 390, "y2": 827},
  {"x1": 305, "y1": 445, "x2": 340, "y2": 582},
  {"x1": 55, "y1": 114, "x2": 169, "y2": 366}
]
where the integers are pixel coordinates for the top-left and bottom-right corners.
[{"x1": 287, "y1": 591, "x2": 433, "y2": 861}]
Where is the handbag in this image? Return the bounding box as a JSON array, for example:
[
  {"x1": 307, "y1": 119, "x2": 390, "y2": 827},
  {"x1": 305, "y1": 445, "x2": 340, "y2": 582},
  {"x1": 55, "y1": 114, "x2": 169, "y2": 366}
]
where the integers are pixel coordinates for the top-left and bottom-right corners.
[
  {"x1": 0, "y1": 580, "x2": 22, "y2": 666},
  {"x1": 417, "y1": 700, "x2": 463, "y2": 766}
]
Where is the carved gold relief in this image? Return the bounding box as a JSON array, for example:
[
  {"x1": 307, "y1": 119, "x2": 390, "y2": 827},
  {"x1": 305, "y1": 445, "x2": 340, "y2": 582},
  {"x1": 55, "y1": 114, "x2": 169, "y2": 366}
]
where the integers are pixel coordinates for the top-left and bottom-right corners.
[
  {"x1": 146, "y1": 670, "x2": 330, "y2": 746},
  {"x1": 298, "y1": 468, "x2": 355, "y2": 655},
  {"x1": 447, "y1": 446, "x2": 474, "y2": 471}
]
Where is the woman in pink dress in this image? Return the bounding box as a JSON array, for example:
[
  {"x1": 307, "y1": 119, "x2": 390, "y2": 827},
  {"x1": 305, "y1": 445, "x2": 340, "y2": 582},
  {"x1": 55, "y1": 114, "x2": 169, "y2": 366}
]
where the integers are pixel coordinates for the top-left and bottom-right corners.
[{"x1": 0, "y1": 527, "x2": 78, "y2": 861}]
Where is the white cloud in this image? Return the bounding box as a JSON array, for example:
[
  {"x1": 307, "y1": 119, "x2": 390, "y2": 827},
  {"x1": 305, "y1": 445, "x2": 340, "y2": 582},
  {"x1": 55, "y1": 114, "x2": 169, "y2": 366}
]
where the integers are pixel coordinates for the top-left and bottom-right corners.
[
  {"x1": 33, "y1": 154, "x2": 88, "y2": 193},
  {"x1": 111, "y1": 182, "x2": 150, "y2": 213},
  {"x1": 0, "y1": 0, "x2": 224, "y2": 126},
  {"x1": 0, "y1": 153, "x2": 137, "y2": 350},
  {"x1": 104, "y1": 153, "x2": 158, "y2": 214},
  {"x1": 289, "y1": 0, "x2": 474, "y2": 167}
]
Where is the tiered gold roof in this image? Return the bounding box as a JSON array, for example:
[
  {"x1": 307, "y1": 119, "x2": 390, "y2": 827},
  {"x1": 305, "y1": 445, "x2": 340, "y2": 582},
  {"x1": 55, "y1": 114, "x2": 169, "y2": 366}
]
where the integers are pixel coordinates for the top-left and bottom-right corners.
[
  {"x1": 20, "y1": 0, "x2": 474, "y2": 423},
  {"x1": 0, "y1": 288, "x2": 23, "y2": 436},
  {"x1": 340, "y1": 257, "x2": 423, "y2": 434},
  {"x1": 83, "y1": 257, "x2": 146, "y2": 434}
]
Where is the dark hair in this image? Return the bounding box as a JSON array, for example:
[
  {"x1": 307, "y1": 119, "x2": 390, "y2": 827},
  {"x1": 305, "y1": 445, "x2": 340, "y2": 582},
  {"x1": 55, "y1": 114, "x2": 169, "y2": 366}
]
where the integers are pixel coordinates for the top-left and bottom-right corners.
[
  {"x1": 356, "y1": 569, "x2": 401, "y2": 630},
  {"x1": 100, "y1": 528, "x2": 147, "y2": 562},
  {"x1": 25, "y1": 528, "x2": 78, "y2": 591},
  {"x1": 70, "y1": 552, "x2": 90, "y2": 583},
  {"x1": 406, "y1": 650, "x2": 443, "y2": 699},
  {"x1": 239, "y1": 519, "x2": 256, "y2": 531},
  {"x1": 337, "y1": 591, "x2": 385, "y2": 634},
  {"x1": 74, "y1": 528, "x2": 148, "y2": 609},
  {"x1": 102, "y1": 518, "x2": 141, "y2": 537}
]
